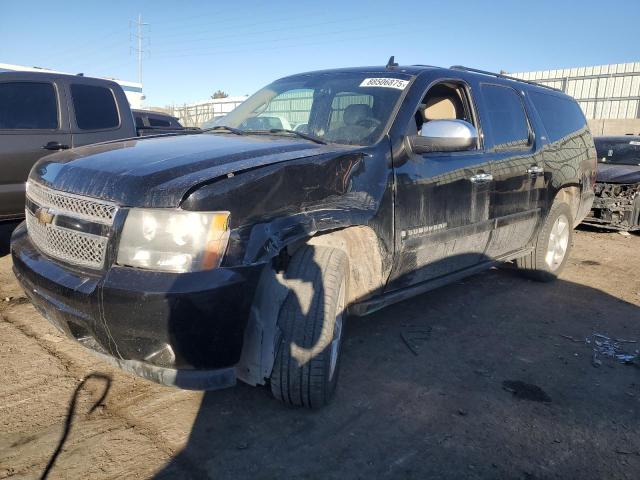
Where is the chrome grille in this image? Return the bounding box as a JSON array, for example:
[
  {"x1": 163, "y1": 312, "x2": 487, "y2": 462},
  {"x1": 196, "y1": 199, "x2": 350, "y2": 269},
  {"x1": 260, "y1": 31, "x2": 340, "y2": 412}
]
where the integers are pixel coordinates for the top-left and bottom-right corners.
[
  {"x1": 25, "y1": 181, "x2": 116, "y2": 269},
  {"x1": 26, "y1": 181, "x2": 118, "y2": 225},
  {"x1": 26, "y1": 211, "x2": 109, "y2": 269}
]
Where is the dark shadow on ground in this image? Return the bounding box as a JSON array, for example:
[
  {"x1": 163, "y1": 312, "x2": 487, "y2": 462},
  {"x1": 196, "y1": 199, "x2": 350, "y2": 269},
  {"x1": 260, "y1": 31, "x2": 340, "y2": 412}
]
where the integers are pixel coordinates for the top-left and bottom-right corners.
[
  {"x1": 577, "y1": 222, "x2": 640, "y2": 236},
  {"x1": 0, "y1": 221, "x2": 20, "y2": 257},
  {"x1": 153, "y1": 254, "x2": 639, "y2": 480}
]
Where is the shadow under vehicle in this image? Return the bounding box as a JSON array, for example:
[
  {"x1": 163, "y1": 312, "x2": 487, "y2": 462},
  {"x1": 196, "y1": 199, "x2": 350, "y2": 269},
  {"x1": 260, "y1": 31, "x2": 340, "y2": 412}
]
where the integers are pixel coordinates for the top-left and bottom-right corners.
[
  {"x1": 151, "y1": 257, "x2": 640, "y2": 480},
  {"x1": 582, "y1": 136, "x2": 640, "y2": 231},
  {"x1": 11, "y1": 61, "x2": 597, "y2": 409}
]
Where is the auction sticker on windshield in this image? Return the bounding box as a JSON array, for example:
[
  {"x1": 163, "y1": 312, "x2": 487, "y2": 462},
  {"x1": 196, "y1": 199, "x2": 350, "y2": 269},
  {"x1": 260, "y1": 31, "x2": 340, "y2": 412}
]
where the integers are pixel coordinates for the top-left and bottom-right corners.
[{"x1": 359, "y1": 78, "x2": 409, "y2": 90}]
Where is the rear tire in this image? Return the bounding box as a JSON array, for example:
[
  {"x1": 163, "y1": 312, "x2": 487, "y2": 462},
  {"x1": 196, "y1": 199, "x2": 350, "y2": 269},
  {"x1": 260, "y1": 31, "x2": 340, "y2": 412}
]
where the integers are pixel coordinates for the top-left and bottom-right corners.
[
  {"x1": 516, "y1": 202, "x2": 573, "y2": 282},
  {"x1": 270, "y1": 245, "x2": 349, "y2": 408}
]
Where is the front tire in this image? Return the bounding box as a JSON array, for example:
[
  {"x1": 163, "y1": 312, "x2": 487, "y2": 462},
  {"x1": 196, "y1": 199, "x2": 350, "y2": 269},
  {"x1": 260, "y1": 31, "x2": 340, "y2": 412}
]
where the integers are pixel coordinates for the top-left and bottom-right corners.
[
  {"x1": 270, "y1": 245, "x2": 349, "y2": 408},
  {"x1": 516, "y1": 202, "x2": 573, "y2": 282}
]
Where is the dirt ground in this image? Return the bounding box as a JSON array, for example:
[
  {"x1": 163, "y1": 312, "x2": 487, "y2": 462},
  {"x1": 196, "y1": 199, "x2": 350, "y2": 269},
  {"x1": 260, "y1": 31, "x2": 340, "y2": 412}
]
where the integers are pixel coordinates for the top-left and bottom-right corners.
[{"x1": 0, "y1": 224, "x2": 639, "y2": 480}]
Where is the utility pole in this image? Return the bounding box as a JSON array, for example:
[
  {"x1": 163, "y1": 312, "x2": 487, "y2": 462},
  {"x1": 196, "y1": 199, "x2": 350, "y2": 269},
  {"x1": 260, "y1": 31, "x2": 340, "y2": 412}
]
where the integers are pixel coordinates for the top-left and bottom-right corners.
[{"x1": 130, "y1": 14, "x2": 149, "y2": 85}]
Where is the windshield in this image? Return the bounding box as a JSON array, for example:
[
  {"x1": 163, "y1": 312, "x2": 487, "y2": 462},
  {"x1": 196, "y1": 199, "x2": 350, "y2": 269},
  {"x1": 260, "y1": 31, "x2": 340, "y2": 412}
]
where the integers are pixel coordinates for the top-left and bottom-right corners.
[
  {"x1": 209, "y1": 72, "x2": 413, "y2": 146},
  {"x1": 595, "y1": 138, "x2": 640, "y2": 166}
]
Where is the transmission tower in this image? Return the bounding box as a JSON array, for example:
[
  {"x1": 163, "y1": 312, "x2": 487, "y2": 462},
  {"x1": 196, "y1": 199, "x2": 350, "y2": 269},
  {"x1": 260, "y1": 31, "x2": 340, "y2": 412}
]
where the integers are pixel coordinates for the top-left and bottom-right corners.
[{"x1": 130, "y1": 14, "x2": 149, "y2": 85}]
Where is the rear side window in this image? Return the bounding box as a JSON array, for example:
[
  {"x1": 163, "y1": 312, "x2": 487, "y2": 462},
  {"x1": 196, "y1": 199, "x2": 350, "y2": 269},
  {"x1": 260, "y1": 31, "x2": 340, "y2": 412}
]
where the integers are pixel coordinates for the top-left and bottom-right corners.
[
  {"x1": 529, "y1": 91, "x2": 587, "y2": 143},
  {"x1": 71, "y1": 84, "x2": 119, "y2": 130},
  {"x1": 480, "y1": 84, "x2": 530, "y2": 149},
  {"x1": 0, "y1": 82, "x2": 58, "y2": 130},
  {"x1": 149, "y1": 116, "x2": 172, "y2": 127}
]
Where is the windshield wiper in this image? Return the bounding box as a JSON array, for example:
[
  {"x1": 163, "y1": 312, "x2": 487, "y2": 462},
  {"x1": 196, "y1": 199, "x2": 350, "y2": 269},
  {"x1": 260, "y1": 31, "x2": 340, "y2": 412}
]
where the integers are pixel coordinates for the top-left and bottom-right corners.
[
  {"x1": 202, "y1": 125, "x2": 246, "y2": 136},
  {"x1": 265, "y1": 128, "x2": 327, "y2": 145}
]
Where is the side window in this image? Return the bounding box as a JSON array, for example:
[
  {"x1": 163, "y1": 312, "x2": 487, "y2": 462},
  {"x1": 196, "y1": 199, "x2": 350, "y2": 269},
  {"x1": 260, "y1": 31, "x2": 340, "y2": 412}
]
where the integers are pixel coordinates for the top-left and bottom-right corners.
[
  {"x1": 413, "y1": 82, "x2": 476, "y2": 136},
  {"x1": 148, "y1": 116, "x2": 172, "y2": 127},
  {"x1": 0, "y1": 82, "x2": 58, "y2": 130},
  {"x1": 480, "y1": 84, "x2": 530, "y2": 150},
  {"x1": 71, "y1": 84, "x2": 119, "y2": 130},
  {"x1": 529, "y1": 91, "x2": 587, "y2": 143}
]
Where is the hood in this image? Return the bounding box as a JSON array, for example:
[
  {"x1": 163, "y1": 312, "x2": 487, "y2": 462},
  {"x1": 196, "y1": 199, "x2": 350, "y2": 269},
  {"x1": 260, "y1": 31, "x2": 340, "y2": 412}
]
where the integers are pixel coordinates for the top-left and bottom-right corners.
[
  {"x1": 30, "y1": 133, "x2": 354, "y2": 207},
  {"x1": 596, "y1": 163, "x2": 640, "y2": 184}
]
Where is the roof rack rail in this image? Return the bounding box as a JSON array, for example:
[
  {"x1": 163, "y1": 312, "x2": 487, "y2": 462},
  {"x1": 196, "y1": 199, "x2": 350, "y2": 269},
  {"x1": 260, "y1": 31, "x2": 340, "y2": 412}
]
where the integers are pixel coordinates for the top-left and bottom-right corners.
[{"x1": 449, "y1": 65, "x2": 562, "y2": 92}]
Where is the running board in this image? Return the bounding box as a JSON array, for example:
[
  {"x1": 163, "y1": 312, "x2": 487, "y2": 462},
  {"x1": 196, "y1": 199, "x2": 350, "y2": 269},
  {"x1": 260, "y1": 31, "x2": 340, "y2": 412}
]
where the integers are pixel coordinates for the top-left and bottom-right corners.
[{"x1": 350, "y1": 247, "x2": 533, "y2": 317}]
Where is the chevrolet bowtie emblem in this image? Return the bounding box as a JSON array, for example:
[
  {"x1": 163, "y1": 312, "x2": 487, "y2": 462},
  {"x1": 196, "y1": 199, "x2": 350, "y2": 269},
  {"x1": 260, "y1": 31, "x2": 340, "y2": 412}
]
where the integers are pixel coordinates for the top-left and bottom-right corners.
[{"x1": 35, "y1": 207, "x2": 55, "y2": 225}]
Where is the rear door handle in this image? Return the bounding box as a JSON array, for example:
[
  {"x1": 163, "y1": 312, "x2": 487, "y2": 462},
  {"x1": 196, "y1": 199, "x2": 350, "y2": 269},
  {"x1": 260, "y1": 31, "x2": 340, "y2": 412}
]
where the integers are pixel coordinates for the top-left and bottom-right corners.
[
  {"x1": 527, "y1": 165, "x2": 544, "y2": 175},
  {"x1": 42, "y1": 141, "x2": 70, "y2": 151},
  {"x1": 470, "y1": 172, "x2": 493, "y2": 183}
]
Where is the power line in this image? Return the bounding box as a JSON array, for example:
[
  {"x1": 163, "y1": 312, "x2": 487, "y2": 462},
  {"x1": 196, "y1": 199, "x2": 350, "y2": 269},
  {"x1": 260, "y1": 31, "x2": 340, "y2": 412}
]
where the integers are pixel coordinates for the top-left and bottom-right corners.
[
  {"x1": 150, "y1": 20, "x2": 417, "y2": 60},
  {"x1": 148, "y1": 27, "x2": 415, "y2": 63},
  {"x1": 151, "y1": 15, "x2": 364, "y2": 50},
  {"x1": 52, "y1": 26, "x2": 129, "y2": 64}
]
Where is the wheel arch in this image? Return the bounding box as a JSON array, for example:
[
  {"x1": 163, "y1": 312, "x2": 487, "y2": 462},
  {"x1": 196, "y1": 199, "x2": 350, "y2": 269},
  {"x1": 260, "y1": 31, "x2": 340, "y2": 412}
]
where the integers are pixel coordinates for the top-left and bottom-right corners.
[
  {"x1": 552, "y1": 185, "x2": 581, "y2": 227},
  {"x1": 235, "y1": 223, "x2": 388, "y2": 387}
]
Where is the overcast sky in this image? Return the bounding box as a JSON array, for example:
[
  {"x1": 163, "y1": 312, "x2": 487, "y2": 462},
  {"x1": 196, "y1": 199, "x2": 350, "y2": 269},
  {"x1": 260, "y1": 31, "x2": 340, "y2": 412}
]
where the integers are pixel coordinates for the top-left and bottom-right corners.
[{"x1": 1, "y1": 0, "x2": 637, "y2": 107}]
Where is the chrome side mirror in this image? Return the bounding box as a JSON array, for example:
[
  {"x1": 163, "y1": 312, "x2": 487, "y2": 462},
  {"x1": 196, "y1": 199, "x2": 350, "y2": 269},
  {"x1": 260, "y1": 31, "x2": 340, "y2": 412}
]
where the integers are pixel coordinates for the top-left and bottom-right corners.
[{"x1": 410, "y1": 119, "x2": 478, "y2": 154}]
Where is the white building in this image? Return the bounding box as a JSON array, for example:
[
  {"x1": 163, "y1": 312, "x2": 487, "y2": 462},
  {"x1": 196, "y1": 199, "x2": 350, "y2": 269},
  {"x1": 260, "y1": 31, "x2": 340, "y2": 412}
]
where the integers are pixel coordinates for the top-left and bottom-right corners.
[
  {"x1": 0, "y1": 62, "x2": 145, "y2": 109},
  {"x1": 511, "y1": 62, "x2": 640, "y2": 135}
]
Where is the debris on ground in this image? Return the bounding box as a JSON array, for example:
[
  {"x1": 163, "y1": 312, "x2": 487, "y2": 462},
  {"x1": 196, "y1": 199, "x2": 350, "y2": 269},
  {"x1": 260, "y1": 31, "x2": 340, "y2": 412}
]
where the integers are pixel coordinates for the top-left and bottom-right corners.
[
  {"x1": 587, "y1": 333, "x2": 639, "y2": 366},
  {"x1": 400, "y1": 326, "x2": 432, "y2": 356},
  {"x1": 560, "y1": 334, "x2": 582, "y2": 343},
  {"x1": 615, "y1": 449, "x2": 640, "y2": 456},
  {"x1": 618, "y1": 231, "x2": 631, "y2": 237},
  {"x1": 502, "y1": 381, "x2": 552, "y2": 403},
  {"x1": 0, "y1": 296, "x2": 29, "y2": 309},
  {"x1": 560, "y1": 332, "x2": 639, "y2": 366}
]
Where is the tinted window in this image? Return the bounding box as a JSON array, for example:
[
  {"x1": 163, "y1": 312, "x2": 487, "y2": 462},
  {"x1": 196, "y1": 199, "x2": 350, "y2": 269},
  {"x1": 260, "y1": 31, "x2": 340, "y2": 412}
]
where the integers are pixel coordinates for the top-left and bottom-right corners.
[
  {"x1": 530, "y1": 91, "x2": 586, "y2": 143},
  {"x1": 595, "y1": 138, "x2": 640, "y2": 165},
  {"x1": 71, "y1": 84, "x2": 119, "y2": 130},
  {"x1": 481, "y1": 84, "x2": 530, "y2": 149},
  {"x1": 0, "y1": 82, "x2": 58, "y2": 129},
  {"x1": 134, "y1": 114, "x2": 144, "y2": 128},
  {"x1": 148, "y1": 116, "x2": 172, "y2": 127}
]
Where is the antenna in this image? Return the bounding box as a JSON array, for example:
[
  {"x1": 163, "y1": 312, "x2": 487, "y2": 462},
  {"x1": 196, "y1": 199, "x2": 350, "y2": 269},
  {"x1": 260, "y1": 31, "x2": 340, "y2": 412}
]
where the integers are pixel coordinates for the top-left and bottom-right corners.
[
  {"x1": 130, "y1": 13, "x2": 149, "y2": 85},
  {"x1": 386, "y1": 56, "x2": 398, "y2": 69}
]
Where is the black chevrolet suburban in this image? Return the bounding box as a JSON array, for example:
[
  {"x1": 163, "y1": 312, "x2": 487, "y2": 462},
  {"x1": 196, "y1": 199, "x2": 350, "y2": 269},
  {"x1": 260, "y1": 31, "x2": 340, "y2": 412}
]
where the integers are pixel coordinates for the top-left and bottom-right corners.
[{"x1": 11, "y1": 63, "x2": 597, "y2": 408}]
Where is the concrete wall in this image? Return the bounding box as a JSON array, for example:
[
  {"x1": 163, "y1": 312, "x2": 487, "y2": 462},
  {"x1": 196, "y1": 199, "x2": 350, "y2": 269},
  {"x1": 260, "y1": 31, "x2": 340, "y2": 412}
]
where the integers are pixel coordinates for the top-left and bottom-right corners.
[{"x1": 588, "y1": 119, "x2": 640, "y2": 136}]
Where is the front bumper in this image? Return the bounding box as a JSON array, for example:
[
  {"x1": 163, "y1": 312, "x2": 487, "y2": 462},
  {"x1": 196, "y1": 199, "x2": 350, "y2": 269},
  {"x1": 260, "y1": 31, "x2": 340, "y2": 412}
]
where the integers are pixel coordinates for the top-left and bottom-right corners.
[
  {"x1": 11, "y1": 222, "x2": 263, "y2": 390},
  {"x1": 582, "y1": 182, "x2": 640, "y2": 231}
]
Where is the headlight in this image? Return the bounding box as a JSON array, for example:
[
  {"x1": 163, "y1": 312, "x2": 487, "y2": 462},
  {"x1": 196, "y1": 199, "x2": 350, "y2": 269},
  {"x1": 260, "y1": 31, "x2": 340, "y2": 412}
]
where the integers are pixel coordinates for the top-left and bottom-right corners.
[{"x1": 116, "y1": 209, "x2": 230, "y2": 273}]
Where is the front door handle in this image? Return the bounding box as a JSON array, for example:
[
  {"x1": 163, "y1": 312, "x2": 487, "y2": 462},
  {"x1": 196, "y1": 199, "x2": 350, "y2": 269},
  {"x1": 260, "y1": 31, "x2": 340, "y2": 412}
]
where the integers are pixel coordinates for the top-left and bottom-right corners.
[
  {"x1": 42, "y1": 141, "x2": 70, "y2": 151},
  {"x1": 527, "y1": 165, "x2": 544, "y2": 175},
  {"x1": 470, "y1": 172, "x2": 493, "y2": 183}
]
